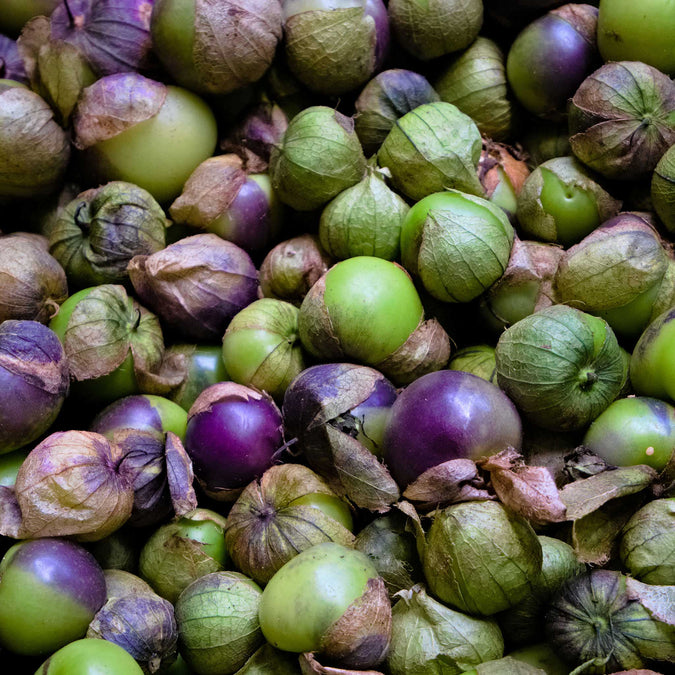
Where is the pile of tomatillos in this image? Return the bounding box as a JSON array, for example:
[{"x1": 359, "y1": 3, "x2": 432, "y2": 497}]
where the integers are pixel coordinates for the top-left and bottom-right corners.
[{"x1": 0, "y1": 0, "x2": 675, "y2": 674}]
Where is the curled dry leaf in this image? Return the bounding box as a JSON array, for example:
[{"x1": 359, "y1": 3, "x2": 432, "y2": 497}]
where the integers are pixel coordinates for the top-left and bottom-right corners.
[
  {"x1": 165, "y1": 432, "x2": 197, "y2": 518},
  {"x1": 299, "y1": 652, "x2": 386, "y2": 675},
  {"x1": 478, "y1": 448, "x2": 567, "y2": 526}
]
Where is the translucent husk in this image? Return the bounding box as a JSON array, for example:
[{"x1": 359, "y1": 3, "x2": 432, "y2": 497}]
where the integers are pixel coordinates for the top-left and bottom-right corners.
[
  {"x1": 319, "y1": 165, "x2": 409, "y2": 261},
  {"x1": 259, "y1": 234, "x2": 334, "y2": 307},
  {"x1": 388, "y1": 0, "x2": 483, "y2": 61},
  {"x1": 269, "y1": 106, "x2": 367, "y2": 211},
  {"x1": 283, "y1": 3, "x2": 378, "y2": 95},
  {"x1": 225, "y1": 464, "x2": 355, "y2": 585},
  {"x1": 449, "y1": 345, "x2": 497, "y2": 383},
  {"x1": 377, "y1": 102, "x2": 484, "y2": 201},
  {"x1": 435, "y1": 37, "x2": 514, "y2": 141},
  {"x1": 49, "y1": 181, "x2": 168, "y2": 288},
  {"x1": 651, "y1": 143, "x2": 675, "y2": 233},
  {"x1": 386, "y1": 585, "x2": 504, "y2": 675},
  {"x1": 0, "y1": 233, "x2": 67, "y2": 323},
  {"x1": 422, "y1": 501, "x2": 543, "y2": 616}
]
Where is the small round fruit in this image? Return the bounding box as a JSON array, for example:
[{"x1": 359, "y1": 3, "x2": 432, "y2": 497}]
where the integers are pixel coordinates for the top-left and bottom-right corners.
[{"x1": 34, "y1": 638, "x2": 144, "y2": 674}]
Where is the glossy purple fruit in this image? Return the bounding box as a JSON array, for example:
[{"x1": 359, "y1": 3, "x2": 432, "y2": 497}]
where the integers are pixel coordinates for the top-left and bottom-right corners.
[
  {"x1": 0, "y1": 538, "x2": 106, "y2": 655},
  {"x1": 0, "y1": 320, "x2": 69, "y2": 454},
  {"x1": 383, "y1": 370, "x2": 522, "y2": 487},
  {"x1": 184, "y1": 383, "x2": 284, "y2": 499}
]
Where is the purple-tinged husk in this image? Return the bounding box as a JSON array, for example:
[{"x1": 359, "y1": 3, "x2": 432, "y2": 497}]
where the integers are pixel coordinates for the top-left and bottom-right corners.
[
  {"x1": 0, "y1": 233, "x2": 67, "y2": 324},
  {"x1": 0, "y1": 34, "x2": 27, "y2": 82},
  {"x1": 354, "y1": 68, "x2": 440, "y2": 156},
  {"x1": 382, "y1": 370, "x2": 522, "y2": 489},
  {"x1": 49, "y1": 181, "x2": 168, "y2": 288},
  {"x1": 568, "y1": 60, "x2": 675, "y2": 181},
  {"x1": 184, "y1": 382, "x2": 284, "y2": 500},
  {"x1": 282, "y1": 362, "x2": 400, "y2": 511},
  {"x1": 128, "y1": 233, "x2": 259, "y2": 342},
  {"x1": 0, "y1": 320, "x2": 69, "y2": 454},
  {"x1": 225, "y1": 463, "x2": 355, "y2": 585},
  {"x1": 282, "y1": 0, "x2": 390, "y2": 96},
  {"x1": 50, "y1": 0, "x2": 155, "y2": 76}
]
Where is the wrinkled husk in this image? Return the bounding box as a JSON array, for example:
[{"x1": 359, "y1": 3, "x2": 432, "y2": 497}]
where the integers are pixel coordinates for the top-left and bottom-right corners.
[
  {"x1": 319, "y1": 167, "x2": 409, "y2": 261},
  {"x1": 128, "y1": 233, "x2": 259, "y2": 341},
  {"x1": 480, "y1": 238, "x2": 562, "y2": 331},
  {"x1": 283, "y1": 3, "x2": 380, "y2": 96},
  {"x1": 58, "y1": 284, "x2": 164, "y2": 383},
  {"x1": 422, "y1": 501, "x2": 543, "y2": 616},
  {"x1": 554, "y1": 214, "x2": 670, "y2": 339},
  {"x1": 0, "y1": 85, "x2": 71, "y2": 198},
  {"x1": 388, "y1": 0, "x2": 483, "y2": 61},
  {"x1": 73, "y1": 72, "x2": 167, "y2": 150},
  {"x1": 651, "y1": 144, "x2": 675, "y2": 232},
  {"x1": 386, "y1": 585, "x2": 504, "y2": 675},
  {"x1": 299, "y1": 652, "x2": 384, "y2": 675},
  {"x1": 499, "y1": 535, "x2": 585, "y2": 647},
  {"x1": 87, "y1": 590, "x2": 178, "y2": 674},
  {"x1": 283, "y1": 363, "x2": 401, "y2": 511},
  {"x1": 354, "y1": 69, "x2": 440, "y2": 156},
  {"x1": 0, "y1": 233, "x2": 67, "y2": 323},
  {"x1": 495, "y1": 305, "x2": 626, "y2": 432},
  {"x1": 17, "y1": 15, "x2": 97, "y2": 126},
  {"x1": 269, "y1": 106, "x2": 367, "y2": 211},
  {"x1": 10, "y1": 430, "x2": 134, "y2": 541},
  {"x1": 354, "y1": 511, "x2": 423, "y2": 597},
  {"x1": 568, "y1": 61, "x2": 675, "y2": 181},
  {"x1": 478, "y1": 140, "x2": 530, "y2": 217},
  {"x1": 516, "y1": 156, "x2": 621, "y2": 244},
  {"x1": 235, "y1": 644, "x2": 300, "y2": 674},
  {"x1": 225, "y1": 464, "x2": 355, "y2": 584},
  {"x1": 545, "y1": 570, "x2": 675, "y2": 673},
  {"x1": 401, "y1": 190, "x2": 514, "y2": 303},
  {"x1": 259, "y1": 235, "x2": 334, "y2": 307},
  {"x1": 620, "y1": 498, "x2": 675, "y2": 585},
  {"x1": 139, "y1": 508, "x2": 228, "y2": 604},
  {"x1": 378, "y1": 102, "x2": 484, "y2": 201},
  {"x1": 222, "y1": 298, "x2": 306, "y2": 402},
  {"x1": 435, "y1": 37, "x2": 514, "y2": 141},
  {"x1": 175, "y1": 571, "x2": 264, "y2": 675},
  {"x1": 449, "y1": 345, "x2": 498, "y2": 383},
  {"x1": 49, "y1": 181, "x2": 168, "y2": 288},
  {"x1": 221, "y1": 102, "x2": 289, "y2": 173},
  {"x1": 103, "y1": 569, "x2": 154, "y2": 599},
  {"x1": 169, "y1": 154, "x2": 247, "y2": 229}
]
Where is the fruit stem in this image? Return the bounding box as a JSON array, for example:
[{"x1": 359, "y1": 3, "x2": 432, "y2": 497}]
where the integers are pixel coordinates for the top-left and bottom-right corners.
[
  {"x1": 578, "y1": 368, "x2": 598, "y2": 391},
  {"x1": 74, "y1": 201, "x2": 89, "y2": 232}
]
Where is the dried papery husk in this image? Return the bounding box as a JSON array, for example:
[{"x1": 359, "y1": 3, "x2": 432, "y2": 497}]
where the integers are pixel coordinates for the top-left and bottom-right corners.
[
  {"x1": 554, "y1": 213, "x2": 671, "y2": 340},
  {"x1": 569, "y1": 61, "x2": 675, "y2": 181},
  {"x1": 422, "y1": 500, "x2": 543, "y2": 616},
  {"x1": 221, "y1": 102, "x2": 289, "y2": 174},
  {"x1": 259, "y1": 234, "x2": 334, "y2": 307},
  {"x1": 221, "y1": 298, "x2": 306, "y2": 403},
  {"x1": 153, "y1": 0, "x2": 282, "y2": 95},
  {"x1": 354, "y1": 69, "x2": 440, "y2": 156},
  {"x1": 17, "y1": 15, "x2": 97, "y2": 126},
  {"x1": 319, "y1": 164, "x2": 409, "y2": 261},
  {"x1": 435, "y1": 37, "x2": 514, "y2": 142},
  {"x1": 139, "y1": 508, "x2": 228, "y2": 604},
  {"x1": 282, "y1": 363, "x2": 400, "y2": 511},
  {"x1": 480, "y1": 238, "x2": 562, "y2": 332},
  {"x1": 299, "y1": 652, "x2": 385, "y2": 675},
  {"x1": 0, "y1": 232, "x2": 67, "y2": 323},
  {"x1": 282, "y1": 0, "x2": 383, "y2": 96},
  {"x1": 495, "y1": 305, "x2": 626, "y2": 432},
  {"x1": 225, "y1": 464, "x2": 355, "y2": 585},
  {"x1": 128, "y1": 233, "x2": 259, "y2": 341},
  {"x1": 354, "y1": 511, "x2": 423, "y2": 597},
  {"x1": 102, "y1": 570, "x2": 154, "y2": 599},
  {"x1": 49, "y1": 181, "x2": 168, "y2": 288},
  {"x1": 652, "y1": 144, "x2": 675, "y2": 232},
  {"x1": 58, "y1": 284, "x2": 164, "y2": 384},
  {"x1": 478, "y1": 140, "x2": 530, "y2": 218},
  {"x1": 545, "y1": 570, "x2": 675, "y2": 673},
  {"x1": 169, "y1": 154, "x2": 247, "y2": 230},
  {"x1": 174, "y1": 571, "x2": 264, "y2": 675},
  {"x1": 0, "y1": 84, "x2": 71, "y2": 198},
  {"x1": 516, "y1": 156, "x2": 621, "y2": 245},
  {"x1": 12, "y1": 430, "x2": 134, "y2": 541},
  {"x1": 378, "y1": 102, "x2": 484, "y2": 201},
  {"x1": 388, "y1": 0, "x2": 483, "y2": 61},
  {"x1": 87, "y1": 588, "x2": 178, "y2": 674},
  {"x1": 386, "y1": 585, "x2": 504, "y2": 675},
  {"x1": 269, "y1": 106, "x2": 367, "y2": 212}
]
